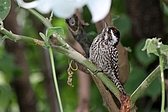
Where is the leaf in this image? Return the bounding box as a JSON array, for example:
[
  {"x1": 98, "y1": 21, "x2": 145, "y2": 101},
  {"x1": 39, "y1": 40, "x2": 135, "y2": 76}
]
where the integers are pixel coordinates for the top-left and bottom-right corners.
[
  {"x1": 142, "y1": 38, "x2": 160, "y2": 56},
  {"x1": 0, "y1": 0, "x2": 11, "y2": 21},
  {"x1": 46, "y1": 27, "x2": 64, "y2": 38},
  {"x1": 39, "y1": 32, "x2": 47, "y2": 42},
  {"x1": 39, "y1": 32, "x2": 50, "y2": 48},
  {"x1": 142, "y1": 38, "x2": 168, "y2": 69}
]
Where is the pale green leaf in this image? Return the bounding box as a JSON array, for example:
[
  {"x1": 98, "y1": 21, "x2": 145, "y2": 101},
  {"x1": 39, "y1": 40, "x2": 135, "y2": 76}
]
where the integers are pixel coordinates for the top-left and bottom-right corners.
[
  {"x1": 0, "y1": 0, "x2": 11, "y2": 21},
  {"x1": 142, "y1": 38, "x2": 168, "y2": 69},
  {"x1": 46, "y1": 27, "x2": 64, "y2": 38},
  {"x1": 142, "y1": 38, "x2": 161, "y2": 56},
  {"x1": 39, "y1": 32, "x2": 47, "y2": 41}
]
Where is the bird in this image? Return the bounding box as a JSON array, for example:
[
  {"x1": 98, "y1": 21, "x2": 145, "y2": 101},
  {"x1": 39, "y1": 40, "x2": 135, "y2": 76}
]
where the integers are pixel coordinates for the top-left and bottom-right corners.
[{"x1": 89, "y1": 25, "x2": 126, "y2": 95}]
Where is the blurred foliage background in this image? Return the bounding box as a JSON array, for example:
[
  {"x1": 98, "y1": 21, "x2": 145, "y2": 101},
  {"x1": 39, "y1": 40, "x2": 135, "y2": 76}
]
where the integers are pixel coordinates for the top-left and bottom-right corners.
[{"x1": 0, "y1": 0, "x2": 168, "y2": 112}]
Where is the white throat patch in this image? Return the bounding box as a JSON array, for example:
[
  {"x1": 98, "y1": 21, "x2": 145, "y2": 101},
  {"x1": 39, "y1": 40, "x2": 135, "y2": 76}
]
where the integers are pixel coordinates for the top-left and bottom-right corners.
[{"x1": 111, "y1": 30, "x2": 118, "y2": 45}]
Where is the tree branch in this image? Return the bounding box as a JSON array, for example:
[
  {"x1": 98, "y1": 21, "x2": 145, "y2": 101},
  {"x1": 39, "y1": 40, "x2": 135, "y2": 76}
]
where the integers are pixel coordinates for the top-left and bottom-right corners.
[
  {"x1": 0, "y1": 26, "x2": 45, "y2": 47},
  {"x1": 1, "y1": 9, "x2": 163, "y2": 111},
  {"x1": 0, "y1": 23, "x2": 121, "y2": 101},
  {"x1": 66, "y1": 13, "x2": 123, "y2": 111},
  {"x1": 1, "y1": 21, "x2": 162, "y2": 111}
]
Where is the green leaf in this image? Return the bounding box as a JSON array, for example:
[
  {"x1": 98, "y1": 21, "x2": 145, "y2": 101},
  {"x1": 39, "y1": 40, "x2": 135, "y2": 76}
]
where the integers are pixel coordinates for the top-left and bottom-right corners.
[
  {"x1": 39, "y1": 32, "x2": 47, "y2": 42},
  {"x1": 142, "y1": 38, "x2": 168, "y2": 69},
  {"x1": 39, "y1": 32, "x2": 50, "y2": 48},
  {"x1": 46, "y1": 27, "x2": 64, "y2": 38},
  {"x1": 142, "y1": 38, "x2": 160, "y2": 56},
  {"x1": 0, "y1": 0, "x2": 11, "y2": 21}
]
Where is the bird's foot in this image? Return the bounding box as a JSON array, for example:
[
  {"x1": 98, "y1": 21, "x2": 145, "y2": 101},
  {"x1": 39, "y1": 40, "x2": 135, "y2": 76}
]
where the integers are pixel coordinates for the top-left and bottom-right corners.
[{"x1": 120, "y1": 94, "x2": 131, "y2": 112}]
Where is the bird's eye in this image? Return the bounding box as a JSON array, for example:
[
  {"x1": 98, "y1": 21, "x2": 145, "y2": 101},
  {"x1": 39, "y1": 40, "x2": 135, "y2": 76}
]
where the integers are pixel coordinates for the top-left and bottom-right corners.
[{"x1": 112, "y1": 27, "x2": 120, "y2": 37}]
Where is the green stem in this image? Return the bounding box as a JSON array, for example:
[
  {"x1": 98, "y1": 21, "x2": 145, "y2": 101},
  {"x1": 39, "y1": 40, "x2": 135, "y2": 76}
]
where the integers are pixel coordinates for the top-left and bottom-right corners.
[
  {"x1": 0, "y1": 25, "x2": 64, "y2": 111},
  {"x1": 159, "y1": 55, "x2": 165, "y2": 112},
  {"x1": 28, "y1": 9, "x2": 51, "y2": 28},
  {"x1": 0, "y1": 27, "x2": 45, "y2": 46},
  {"x1": 130, "y1": 66, "x2": 160, "y2": 105},
  {"x1": 49, "y1": 47, "x2": 63, "y2": 112},
  {"x1": 28, "y1": 9, "x2": 64, "y2": 112},
  {"x1": 1, "y1": 21, "x2": 64, "y2": 111}
]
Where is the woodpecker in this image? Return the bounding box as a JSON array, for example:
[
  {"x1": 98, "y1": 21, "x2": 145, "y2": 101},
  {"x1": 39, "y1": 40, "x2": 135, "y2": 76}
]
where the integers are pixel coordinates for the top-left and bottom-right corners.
[{"x1": 89, "y1": 26, "x2": 126, "y2": 95}]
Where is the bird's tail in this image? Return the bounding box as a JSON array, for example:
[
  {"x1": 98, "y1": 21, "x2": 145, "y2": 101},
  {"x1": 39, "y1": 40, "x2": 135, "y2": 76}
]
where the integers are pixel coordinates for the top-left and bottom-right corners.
[{"x1": 108, "y1": 73, "x2": 126, "y2": 95}]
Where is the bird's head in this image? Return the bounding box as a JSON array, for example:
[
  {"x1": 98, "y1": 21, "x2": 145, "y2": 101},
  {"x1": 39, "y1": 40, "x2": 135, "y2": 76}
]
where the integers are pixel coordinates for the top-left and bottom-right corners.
[{"x1": 101, "y1": 26, "x2": 120, "y2": 46}]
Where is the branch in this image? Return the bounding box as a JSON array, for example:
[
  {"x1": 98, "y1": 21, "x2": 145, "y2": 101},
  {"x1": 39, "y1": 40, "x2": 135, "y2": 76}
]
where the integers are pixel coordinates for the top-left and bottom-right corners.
[
  {"x1": 1, "y1": 9, "x2": 162, "y2": 111},
  {"x1": 27, "y1": 9, "x2": 165, "y2": 112},
  {"x1": 0, "y1": 22, "x2": 121, "y2": 101},
  {"x1": 0, "y1": 26, "x2": 45, "y2": 47},
  {"x1": 25, "y1": 11, "x2": 120, "y2": 104},
  {"x1": 66, "y1": 13, "x2": 123, "y2": 111},
  {"x1": 54, "y1": 44, "x2": 121, "y2": 100}
]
